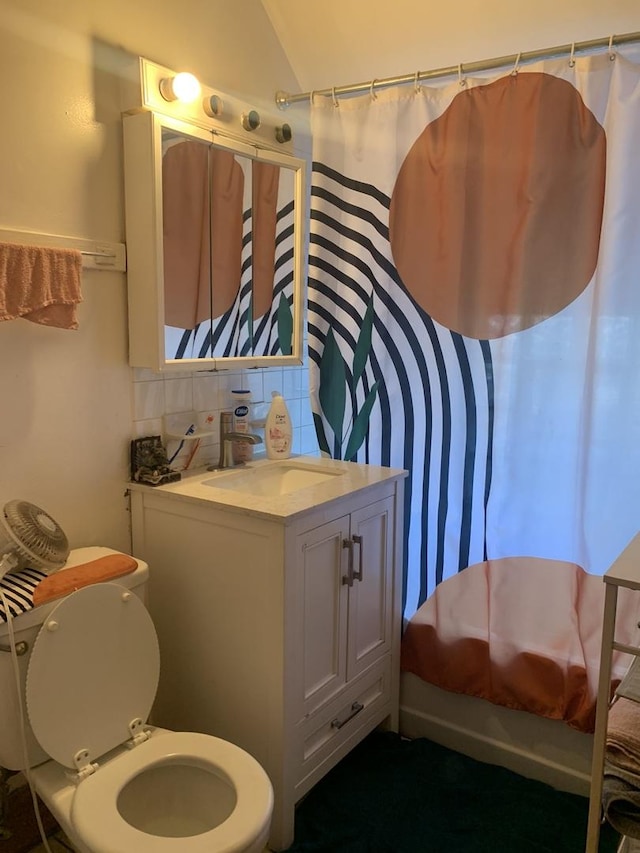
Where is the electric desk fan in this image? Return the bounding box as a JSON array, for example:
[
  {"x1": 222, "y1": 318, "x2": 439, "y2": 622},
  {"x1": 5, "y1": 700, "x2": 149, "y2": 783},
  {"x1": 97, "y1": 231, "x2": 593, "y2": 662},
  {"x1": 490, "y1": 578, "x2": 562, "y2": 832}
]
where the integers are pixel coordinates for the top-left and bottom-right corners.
[{"x1": 0, "y1": 500, "x2": 69, "y2": 581}]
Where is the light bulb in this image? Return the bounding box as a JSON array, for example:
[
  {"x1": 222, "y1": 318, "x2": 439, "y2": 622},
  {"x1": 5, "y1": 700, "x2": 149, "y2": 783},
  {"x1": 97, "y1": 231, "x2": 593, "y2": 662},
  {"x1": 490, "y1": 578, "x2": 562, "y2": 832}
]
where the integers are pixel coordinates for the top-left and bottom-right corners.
[
  {"x1": 159, "y1": 72, "x2": 201, "y2": 104},
  {"x1": 275, "y1": 124, "x2": 292, "y2": 144},
  {"x1": 241, "y1": 110, "x2": 261, "y2": 132},
  {"x1": 203, "y1": 94, "x2": 224, "y2": 118}
]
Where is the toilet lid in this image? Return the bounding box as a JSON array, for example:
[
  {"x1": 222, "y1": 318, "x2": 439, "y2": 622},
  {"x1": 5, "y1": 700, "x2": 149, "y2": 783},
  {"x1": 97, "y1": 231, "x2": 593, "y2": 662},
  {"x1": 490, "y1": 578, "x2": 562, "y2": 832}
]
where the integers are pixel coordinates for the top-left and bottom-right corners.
[{"x1": 26, "y1": 582, "x2": 160, "y2": 770}]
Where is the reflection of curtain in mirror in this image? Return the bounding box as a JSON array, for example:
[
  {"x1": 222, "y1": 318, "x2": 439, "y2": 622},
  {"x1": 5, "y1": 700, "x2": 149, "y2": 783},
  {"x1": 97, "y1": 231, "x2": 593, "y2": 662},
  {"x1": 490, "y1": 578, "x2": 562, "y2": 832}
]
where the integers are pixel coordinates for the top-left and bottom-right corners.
[
  {"x1": 270, "y1": 169, "x2": 296, "y2": 356},
  {"x1": 162, "y1": 140, "x2": 211, "y2": 331},
  {"x1": 162, "y1": 141, "x2": 244, "y2": 359},
  {"x1": 249, "y1": 161, "x2": 282, "y2": 357},
  {"x1": 237, "y1": 161, "x2": 282, "y2": 357},
  {"x1": 252, "y1": 161, "x2": 279, "y2": 318},
  {"x1": 210, "y1": 148, "x2": 243, "y2": 320},
  {"x1": 248, "y1": 164, "x2": 297, "y2": 358},
  {"x1": 237, "y1": 159, "x2": 254, "y2": 357}
]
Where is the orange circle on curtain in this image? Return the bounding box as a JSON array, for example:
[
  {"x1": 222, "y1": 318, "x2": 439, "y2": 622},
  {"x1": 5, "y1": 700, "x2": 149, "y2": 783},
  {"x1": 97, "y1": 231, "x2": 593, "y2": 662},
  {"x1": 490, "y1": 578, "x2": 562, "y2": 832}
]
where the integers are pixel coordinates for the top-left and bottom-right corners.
[{"x1": 389, "y1": 72, "x2": 606, "y2": 339}]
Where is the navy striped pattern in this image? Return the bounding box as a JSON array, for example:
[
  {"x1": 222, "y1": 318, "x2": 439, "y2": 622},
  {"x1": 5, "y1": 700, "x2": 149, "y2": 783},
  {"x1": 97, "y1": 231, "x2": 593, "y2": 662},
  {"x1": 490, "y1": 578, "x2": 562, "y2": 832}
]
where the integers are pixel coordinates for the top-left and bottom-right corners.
[
  {"x1": 309, "y1": 162, "x2": 495, "y2": 618},
  {"x1": 0, "y1": 568, "x2": 47, "y2": 622}
]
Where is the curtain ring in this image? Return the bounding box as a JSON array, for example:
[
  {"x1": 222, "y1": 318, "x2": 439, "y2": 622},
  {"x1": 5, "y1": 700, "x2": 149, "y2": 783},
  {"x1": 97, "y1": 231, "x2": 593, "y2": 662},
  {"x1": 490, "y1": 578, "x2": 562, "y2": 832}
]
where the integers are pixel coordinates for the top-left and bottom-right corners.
[
  {"x1": 370, "y1": 79, "x2": 378, "y2": 101},
  {"x1": 458, "y1": 62, "x2": 466, "y2": 87},
  {"x1": 414, "y1": 70, "x2": 421, "y2": 94},
  {"x1": 511, "y1": 52, "x2": 522, "y2": 76},
  {"x1": 568, "y1": 42, "x2": 576, "y2": 67},
  {"x1": 609, "y1": 34, "x2": 616, "y2": 61},
  {"x1": 309, "y1": 90, "x2": 316, "y2": 106},
  {"x1": 331, "y1": 86, "x2": 339, "y2": 108}
]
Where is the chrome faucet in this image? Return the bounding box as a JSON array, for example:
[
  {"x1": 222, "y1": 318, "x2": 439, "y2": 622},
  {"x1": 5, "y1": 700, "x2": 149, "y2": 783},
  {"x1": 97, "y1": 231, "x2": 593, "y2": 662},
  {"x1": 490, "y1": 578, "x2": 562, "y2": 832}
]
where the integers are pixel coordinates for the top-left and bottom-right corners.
[{"x1": 207, "y1": 411, "x2": 263, "y2": 471}]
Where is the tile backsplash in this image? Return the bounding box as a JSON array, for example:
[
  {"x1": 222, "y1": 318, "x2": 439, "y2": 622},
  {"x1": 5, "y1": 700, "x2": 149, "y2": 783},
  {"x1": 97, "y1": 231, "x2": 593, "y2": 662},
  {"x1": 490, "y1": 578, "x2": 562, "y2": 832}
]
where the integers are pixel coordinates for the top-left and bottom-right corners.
[{"x1": 132, "y1": 361, "x2": 318, "y2": 472}]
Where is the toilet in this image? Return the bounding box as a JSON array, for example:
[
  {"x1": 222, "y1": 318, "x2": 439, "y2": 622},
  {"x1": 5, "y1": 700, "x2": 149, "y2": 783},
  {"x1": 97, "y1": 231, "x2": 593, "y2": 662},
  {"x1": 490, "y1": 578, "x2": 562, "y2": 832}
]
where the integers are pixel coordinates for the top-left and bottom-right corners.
[{"x1": 0, "y1": 547, "x2": 273, "y2": 853}]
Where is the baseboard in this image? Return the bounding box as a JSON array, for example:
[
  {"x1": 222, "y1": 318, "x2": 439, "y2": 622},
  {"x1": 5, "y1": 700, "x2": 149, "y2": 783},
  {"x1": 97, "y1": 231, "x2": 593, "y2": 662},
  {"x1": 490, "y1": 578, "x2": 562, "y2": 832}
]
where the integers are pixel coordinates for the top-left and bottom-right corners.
[{"x1": 399, "y1": 673, "x2": 592, "y2": 797}]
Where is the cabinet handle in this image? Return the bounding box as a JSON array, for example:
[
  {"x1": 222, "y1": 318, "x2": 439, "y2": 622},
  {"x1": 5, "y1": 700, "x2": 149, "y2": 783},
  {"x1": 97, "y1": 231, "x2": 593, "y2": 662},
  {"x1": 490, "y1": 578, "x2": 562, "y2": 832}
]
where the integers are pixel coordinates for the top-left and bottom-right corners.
[
  {"x1": 342, "y1": 538, "x2": 354, "y2": 586},
  {"x1": 331, "y1": 701, "x2": 364, "y2": 730},
  {"x1": 352, "y1": 534, "x2": 363, "y2": 582}
]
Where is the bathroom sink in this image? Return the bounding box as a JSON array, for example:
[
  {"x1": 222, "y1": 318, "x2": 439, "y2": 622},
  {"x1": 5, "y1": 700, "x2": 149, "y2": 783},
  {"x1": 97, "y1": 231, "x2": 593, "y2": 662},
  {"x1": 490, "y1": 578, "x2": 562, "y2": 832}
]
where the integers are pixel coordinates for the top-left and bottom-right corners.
[{"x1": 202, "y1": 463, "x2": 344, "y2": 497}]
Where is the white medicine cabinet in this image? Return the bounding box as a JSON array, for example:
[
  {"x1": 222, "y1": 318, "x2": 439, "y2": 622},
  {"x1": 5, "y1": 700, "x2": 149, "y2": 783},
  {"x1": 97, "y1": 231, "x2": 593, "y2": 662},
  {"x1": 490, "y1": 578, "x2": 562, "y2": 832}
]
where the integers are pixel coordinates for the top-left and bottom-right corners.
[{"x1": 122, "y1": 62, "x2": 307, "y2": 372}]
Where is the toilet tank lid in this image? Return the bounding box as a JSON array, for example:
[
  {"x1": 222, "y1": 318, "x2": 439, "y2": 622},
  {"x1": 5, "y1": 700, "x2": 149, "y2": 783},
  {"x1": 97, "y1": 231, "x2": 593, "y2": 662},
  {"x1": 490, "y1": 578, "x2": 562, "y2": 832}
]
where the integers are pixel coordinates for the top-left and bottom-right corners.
[
  {"x1": 25, "y1": 581, "x2": 159, "y2": 771},
  {"x1": 0, "y1": 548, "x2": 148, "y2": 638}
]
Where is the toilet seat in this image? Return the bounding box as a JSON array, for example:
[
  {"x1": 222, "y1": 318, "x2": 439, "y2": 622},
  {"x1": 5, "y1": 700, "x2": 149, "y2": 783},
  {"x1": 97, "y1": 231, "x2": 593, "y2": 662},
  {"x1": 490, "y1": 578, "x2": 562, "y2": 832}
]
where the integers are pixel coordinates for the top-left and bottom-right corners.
[
  {"x1": 25, "y1": 582, "x2": 159, "y2": 771},
  {"x1": 70, "y1": 730, "x2": 273, "y2": 853},
  {"x1": 23, "y1": 581, "x2": 273, "y2": 852}
]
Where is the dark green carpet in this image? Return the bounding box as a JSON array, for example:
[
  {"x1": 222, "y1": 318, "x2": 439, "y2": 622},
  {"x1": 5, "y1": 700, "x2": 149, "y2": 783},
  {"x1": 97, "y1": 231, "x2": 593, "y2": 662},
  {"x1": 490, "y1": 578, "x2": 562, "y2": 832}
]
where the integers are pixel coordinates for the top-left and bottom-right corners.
[{"x1": 285, "y1": 732, "x2": 620, "y2": 852}]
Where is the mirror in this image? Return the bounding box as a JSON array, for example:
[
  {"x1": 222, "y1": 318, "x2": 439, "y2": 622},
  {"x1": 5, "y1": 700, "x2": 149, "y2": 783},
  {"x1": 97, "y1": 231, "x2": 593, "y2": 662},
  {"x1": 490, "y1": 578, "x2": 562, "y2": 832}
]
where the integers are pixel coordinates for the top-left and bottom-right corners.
[{"x1": 123, "y1": 111, "x2": 306, "y2": 371}]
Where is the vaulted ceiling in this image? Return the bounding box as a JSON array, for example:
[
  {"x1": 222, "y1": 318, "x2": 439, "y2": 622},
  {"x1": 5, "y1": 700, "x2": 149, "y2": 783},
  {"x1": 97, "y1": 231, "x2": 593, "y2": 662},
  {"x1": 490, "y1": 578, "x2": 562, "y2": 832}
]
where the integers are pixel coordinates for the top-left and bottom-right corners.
[{"x1": 260, "y1": 0, "x2": 640, "y2": 100}]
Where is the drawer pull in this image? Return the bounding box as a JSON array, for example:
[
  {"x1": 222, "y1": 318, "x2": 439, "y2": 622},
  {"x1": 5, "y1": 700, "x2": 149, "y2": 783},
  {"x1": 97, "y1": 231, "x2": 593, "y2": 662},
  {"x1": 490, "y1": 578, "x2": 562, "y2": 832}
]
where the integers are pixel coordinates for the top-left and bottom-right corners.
[{"x1": 330, "y1": 701, "x2": 364, "y2": 730}]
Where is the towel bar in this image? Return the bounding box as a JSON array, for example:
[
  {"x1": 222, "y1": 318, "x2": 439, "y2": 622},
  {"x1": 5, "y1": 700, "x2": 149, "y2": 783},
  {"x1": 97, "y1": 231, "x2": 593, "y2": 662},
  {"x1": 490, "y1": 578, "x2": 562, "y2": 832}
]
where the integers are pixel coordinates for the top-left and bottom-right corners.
[{"x1": 0, "y1": 228, "x2": 126, "y2": 272}]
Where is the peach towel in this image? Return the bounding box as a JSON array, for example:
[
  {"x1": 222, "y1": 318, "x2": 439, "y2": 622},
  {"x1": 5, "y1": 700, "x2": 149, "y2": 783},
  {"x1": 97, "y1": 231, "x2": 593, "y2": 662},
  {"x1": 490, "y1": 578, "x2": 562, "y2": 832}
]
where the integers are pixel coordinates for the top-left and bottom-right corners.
[
  {"x1": 0, "y1": 242, "x2": 83, "y2": 329},
  {"x1": 33, "y1": 554, "x2": 138, "y2": 606}
]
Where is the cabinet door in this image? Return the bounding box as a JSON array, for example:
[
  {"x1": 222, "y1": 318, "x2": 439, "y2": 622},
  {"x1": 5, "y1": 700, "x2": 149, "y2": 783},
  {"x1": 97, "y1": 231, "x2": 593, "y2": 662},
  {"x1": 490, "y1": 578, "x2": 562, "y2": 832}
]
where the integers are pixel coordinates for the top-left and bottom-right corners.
[
  {"x1": 346, "y1": 496, "x2": 394, "y2": 681},
  {"x1": 298, "y1": 516, "x2": 351, "y2": 717}
]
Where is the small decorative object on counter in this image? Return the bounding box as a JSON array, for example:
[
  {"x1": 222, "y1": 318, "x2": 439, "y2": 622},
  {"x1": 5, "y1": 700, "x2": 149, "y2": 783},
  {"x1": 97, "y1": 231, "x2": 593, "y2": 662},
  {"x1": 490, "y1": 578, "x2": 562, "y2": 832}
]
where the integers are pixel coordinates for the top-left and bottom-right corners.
[
  {"x1": 231, "y1": 389, "x2": 253, "y2": 463},
  {"x1": 130, "y1": 436, "x2": 181, "y2": 486},
  {"x1": 265, "y1": 391, "x2": 292, "y2": 460}
]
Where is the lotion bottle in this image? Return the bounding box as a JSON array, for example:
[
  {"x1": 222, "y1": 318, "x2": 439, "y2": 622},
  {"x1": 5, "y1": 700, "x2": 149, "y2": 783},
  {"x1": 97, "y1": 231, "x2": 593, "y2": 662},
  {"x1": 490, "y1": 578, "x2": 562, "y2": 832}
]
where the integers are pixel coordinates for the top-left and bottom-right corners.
[
  {"x1": 265, "y1": 391, "x2": 292, "y2": 459},
  {"x1": 231, "y1": 389, "x2": 252, "y2": 463}
]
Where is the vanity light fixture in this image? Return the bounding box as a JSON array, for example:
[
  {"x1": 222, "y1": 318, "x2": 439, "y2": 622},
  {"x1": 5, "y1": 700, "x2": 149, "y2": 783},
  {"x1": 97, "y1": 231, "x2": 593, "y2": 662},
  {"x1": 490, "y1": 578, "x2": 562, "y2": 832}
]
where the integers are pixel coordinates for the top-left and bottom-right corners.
[
  {"x1": 203, "y1": 94, "x2": 224, "y2": 118},
  {"x1": 241, "y1": 110, "x2": 261, "y2": 132},
  {"x1": 275, "y1": 124, "x2": 292, "y2": 144},
  {"x1": 159, "y1": 72, "x2": 201, "y2": 103}
]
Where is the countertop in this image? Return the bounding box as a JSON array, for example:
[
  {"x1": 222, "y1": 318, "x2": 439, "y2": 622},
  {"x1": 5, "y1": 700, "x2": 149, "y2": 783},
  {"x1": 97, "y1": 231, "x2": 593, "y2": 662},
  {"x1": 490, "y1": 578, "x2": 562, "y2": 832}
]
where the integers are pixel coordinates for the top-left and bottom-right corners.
[{"x1": 128, "y1": 455, "x2": 407, "y2": 522}]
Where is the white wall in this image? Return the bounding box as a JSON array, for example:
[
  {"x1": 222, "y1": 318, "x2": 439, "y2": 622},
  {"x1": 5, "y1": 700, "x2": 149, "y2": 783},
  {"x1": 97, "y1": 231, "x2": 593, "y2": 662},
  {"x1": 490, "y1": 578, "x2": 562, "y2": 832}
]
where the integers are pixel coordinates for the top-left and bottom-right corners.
[
  {"x1": 0, "y1": 0, "x2": 306, "y2": 552},
  {"x1": 261, "y1": 0, "x2": 640, "y2": 94}
]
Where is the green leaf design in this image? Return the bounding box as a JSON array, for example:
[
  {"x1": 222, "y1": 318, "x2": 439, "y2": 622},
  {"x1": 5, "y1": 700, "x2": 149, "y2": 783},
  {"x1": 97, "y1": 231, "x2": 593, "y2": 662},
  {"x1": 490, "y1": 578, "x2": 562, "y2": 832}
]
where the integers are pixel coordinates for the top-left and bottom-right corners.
[
  {"x1": 277, "y1": 293, "x2": 293, "y2": 355},
  {"x1": 353, "y1": 296, "x2": 374, "y2": 388},
  {"x1": 319, "y1": 327, "x2": 346, "y2": 447},
  {"x1": 344, "y1": 382, "x2": 379, "y2": 462},
  {"x1": 313, "y1": 411, "x2": 331, "y2": 456}
]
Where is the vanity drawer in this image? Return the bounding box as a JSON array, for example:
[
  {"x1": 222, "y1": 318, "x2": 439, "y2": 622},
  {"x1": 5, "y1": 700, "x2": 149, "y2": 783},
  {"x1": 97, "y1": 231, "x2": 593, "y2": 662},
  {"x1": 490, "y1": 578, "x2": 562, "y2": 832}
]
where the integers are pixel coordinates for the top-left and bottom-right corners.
[{"x1": 295, "y1": 657, "x2": 392, "y2": 786}]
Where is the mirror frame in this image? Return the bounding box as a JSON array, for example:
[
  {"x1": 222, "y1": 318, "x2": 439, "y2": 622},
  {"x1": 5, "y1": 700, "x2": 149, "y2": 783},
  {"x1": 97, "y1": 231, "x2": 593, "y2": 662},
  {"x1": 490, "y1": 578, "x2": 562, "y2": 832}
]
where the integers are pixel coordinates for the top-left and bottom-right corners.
[{"x1": 123, "y1": 110, "x2": 306, "y2": 371}]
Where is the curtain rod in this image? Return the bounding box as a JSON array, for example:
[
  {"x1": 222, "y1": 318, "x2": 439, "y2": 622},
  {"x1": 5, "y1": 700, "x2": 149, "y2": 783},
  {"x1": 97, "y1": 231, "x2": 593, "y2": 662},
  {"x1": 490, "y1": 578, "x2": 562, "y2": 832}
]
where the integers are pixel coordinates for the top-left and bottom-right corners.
[{"x1": 275, "y1": 30, "x2": 640, "y2": 109}]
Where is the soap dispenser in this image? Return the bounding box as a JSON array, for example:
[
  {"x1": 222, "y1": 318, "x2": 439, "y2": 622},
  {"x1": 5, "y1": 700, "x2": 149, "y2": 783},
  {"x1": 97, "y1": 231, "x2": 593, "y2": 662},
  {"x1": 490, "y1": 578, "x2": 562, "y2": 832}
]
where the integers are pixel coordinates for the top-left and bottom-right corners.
[{"x1": 265, "y1": 391, "x2": 292, "y2": 460}]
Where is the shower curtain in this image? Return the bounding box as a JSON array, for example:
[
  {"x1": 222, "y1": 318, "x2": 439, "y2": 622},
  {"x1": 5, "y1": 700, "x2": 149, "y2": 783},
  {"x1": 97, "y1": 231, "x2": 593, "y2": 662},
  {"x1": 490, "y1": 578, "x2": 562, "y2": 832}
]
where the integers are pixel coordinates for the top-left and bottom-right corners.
[{"x1": 308, "y1": 49, "x2": 640, "y2": 623}]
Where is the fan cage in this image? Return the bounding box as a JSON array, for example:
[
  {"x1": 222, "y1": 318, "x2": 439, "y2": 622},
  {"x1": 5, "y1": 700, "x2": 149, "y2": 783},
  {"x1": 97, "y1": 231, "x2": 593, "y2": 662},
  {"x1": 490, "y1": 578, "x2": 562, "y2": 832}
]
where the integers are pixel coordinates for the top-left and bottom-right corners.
[{"x1": 1, "y1": 500, "x2": 70, "y2": 573}]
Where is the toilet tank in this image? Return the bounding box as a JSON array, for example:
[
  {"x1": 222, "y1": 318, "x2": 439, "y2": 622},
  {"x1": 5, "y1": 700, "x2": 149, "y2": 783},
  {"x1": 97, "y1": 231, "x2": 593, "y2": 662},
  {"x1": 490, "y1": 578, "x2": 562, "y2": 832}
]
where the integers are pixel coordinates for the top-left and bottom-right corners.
[{"x1": 0, "y1": 547, "x2": 149, "y2": 771}]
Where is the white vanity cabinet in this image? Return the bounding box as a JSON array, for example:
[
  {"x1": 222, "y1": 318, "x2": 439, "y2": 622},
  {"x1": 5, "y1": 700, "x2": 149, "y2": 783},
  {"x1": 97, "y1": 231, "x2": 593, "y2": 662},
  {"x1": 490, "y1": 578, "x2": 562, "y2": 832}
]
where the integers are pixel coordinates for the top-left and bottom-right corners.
[
  {"x1": 294, "y1": 497, "x2": 395, "y2": 776},
  {"x1": 129, "y1": 461, "x2": 405, "y2": 851}
]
